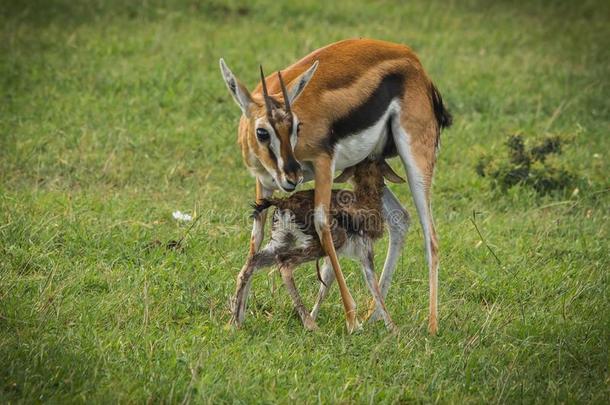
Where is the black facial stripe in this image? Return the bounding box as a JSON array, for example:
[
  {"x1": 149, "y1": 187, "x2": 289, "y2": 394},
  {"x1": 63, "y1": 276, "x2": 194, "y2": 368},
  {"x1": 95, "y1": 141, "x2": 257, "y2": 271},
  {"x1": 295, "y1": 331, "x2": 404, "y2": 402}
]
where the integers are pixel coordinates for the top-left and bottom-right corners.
[
  {"x1": 267, "y1": 144, "x2": 278, "y2": 167},
  {"x1": 328, "y1": 72, "x2": 406, "y2": 150}
]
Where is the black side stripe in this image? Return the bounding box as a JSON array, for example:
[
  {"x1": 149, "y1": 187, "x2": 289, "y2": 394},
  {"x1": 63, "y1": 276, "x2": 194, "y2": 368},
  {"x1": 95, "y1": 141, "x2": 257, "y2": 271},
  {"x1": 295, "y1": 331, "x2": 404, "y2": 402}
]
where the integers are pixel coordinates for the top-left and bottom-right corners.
[{"x1": 324, "y1": 72, "x2": 406, "y2": 152}]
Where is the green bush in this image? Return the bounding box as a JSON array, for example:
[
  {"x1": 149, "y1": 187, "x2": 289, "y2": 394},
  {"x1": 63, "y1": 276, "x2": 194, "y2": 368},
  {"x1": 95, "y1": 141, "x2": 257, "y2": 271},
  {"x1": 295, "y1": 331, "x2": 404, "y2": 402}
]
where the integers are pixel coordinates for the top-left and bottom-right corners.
[{"x1": 476, "y1": 134, "x2": 577, "y2": 194}]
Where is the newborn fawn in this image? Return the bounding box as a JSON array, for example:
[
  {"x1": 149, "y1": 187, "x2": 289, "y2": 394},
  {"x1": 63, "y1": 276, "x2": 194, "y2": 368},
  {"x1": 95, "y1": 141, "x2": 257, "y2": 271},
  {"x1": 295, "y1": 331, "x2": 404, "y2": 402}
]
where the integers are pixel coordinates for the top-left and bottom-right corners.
[{"x1": 230, "y1": 159, "x2": 406, "y2": 331}]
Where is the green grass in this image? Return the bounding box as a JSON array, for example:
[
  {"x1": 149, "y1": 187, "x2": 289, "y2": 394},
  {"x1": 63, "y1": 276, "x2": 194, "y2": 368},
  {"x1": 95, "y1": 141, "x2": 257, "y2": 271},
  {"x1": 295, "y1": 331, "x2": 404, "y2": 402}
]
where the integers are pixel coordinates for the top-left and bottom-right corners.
[{"x1": 1, "y1": 0, "x2": 609, "y2": 403}]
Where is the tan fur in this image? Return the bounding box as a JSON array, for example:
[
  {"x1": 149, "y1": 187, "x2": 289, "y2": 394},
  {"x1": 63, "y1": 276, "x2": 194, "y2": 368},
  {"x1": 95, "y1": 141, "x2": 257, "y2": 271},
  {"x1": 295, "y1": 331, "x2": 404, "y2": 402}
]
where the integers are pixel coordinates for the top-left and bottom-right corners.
[{"x1": 235, "y1": 38, "x2": 439, "y2": 172}]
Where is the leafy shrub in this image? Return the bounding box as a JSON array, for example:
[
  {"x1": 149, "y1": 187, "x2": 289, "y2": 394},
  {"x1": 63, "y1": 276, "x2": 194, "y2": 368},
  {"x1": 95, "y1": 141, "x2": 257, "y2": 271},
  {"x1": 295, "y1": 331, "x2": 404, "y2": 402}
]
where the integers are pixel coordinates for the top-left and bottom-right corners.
[{"x1": 476, "y1": 134, "x2": 576, "y2": 194}]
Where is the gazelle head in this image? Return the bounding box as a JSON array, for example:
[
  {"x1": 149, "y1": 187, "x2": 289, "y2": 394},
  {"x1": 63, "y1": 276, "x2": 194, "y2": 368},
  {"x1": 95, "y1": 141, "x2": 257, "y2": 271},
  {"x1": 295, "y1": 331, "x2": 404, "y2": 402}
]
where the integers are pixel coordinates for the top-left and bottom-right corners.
[{"x1": 219, "y1": 59, "x2": 318, "y2": 192}]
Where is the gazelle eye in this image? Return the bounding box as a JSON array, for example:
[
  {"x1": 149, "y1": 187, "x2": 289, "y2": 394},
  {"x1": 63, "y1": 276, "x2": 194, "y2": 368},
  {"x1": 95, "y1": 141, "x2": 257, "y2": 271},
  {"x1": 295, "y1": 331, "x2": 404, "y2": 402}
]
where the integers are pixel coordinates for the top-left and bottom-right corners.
[
  {"x1": 256, "y1": 128, "x2": 270, "y2": 142},
  {"x1": 297, "y1": 122, "x2": 302, "y2": 134}
]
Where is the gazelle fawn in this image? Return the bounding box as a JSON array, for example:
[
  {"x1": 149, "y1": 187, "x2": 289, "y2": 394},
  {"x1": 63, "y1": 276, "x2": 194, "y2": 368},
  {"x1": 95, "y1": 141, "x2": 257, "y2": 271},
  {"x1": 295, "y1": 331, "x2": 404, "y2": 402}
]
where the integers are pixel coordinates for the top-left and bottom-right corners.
[{"x1": 230, "y1": 159, "x2": 408, "y2": 332}]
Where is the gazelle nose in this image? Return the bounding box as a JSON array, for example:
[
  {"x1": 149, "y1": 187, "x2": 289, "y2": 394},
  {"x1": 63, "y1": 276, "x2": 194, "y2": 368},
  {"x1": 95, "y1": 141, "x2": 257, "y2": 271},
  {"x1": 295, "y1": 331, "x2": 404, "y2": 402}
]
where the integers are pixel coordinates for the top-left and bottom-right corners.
[{"x1": 284, "y1": 159, "x2": 302, "y2": 176}]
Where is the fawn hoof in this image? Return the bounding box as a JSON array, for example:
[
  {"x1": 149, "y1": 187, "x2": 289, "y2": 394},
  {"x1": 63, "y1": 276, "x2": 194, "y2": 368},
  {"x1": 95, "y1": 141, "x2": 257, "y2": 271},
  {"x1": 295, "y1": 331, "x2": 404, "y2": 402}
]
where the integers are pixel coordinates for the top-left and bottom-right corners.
[
  {"x1": 365, "y1": 307, "x2": 384, "y2": 323},
  {"x1": 224, "y1": 321, "x2": 238, "y2": 332},
  {"x1": 303, "y1": 316, "x2": 319, "y2": 331},
  {"x1": 386, "y1": 321, "x2": 399, "y2": 334},
  {"x1": 228, "y1": 313, "x2": 244, "y2": 329},
  {"x1": 364, "y1": 299, "x2": 383, "y2": 323}
]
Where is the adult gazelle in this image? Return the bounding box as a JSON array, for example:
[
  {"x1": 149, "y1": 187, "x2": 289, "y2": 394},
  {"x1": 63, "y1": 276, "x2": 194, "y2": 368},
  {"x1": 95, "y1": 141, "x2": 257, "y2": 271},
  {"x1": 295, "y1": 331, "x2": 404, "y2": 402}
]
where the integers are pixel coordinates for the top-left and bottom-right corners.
[{"x1": 220, "y1": 38, "x2": 452, "y2": 334}]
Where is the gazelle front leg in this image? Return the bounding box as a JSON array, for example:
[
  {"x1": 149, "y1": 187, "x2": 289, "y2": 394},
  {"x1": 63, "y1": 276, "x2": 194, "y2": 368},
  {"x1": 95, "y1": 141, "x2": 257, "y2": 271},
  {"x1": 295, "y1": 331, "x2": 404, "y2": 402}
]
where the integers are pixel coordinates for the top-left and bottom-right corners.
[
  {"x1": 278, "y1": 265, "x2": 318, "y2": 331},
  {"x1": 249, "y1": 180, "x2": 273, "y2": 256},
  {"x1": 313, "y1": 156, "x2": 359, "y2": 333}
]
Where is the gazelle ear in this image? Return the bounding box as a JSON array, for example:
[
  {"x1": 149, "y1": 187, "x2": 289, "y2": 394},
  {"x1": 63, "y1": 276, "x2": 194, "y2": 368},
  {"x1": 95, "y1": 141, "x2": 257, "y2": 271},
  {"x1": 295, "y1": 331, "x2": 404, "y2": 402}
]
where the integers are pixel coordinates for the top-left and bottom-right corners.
[
  {"x1": 287, "y1": 60, "x2": 319, "y2": 105},
  {"x1": 334, "y1": 166, "x2": 356, "y2": 183},
  {"x1": 380, "y1": 160, "x2": 406, "y2": 184},
  {"x1": 219, "y1": 58, "x2": 254, "y2": 117}
]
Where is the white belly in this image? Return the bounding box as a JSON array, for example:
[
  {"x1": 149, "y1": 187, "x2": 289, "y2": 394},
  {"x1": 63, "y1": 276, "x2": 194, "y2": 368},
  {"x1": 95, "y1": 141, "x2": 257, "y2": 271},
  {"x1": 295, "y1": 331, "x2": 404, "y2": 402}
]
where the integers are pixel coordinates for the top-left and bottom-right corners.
[{"x1": 333, "y1": 100, "x2": 399, "y2": 171}]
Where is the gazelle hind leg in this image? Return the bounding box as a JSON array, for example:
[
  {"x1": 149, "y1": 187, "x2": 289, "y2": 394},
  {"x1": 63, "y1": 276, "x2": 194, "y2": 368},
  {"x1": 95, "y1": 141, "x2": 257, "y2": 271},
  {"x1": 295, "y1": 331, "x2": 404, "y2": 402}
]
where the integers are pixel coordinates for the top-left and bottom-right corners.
[
  {"x1": 278, "y1": 265, "x2": 318, "y2": 331},
  {"x1": 310, "y1": 257, "x2": 335, "y2": 320},
  {"x1": 391, "y1": 116, "x2": 440, "y2": 335},
  {"x1": 359, "y1": 243, "x2": 396, "y2": 332},
  {"x1": 366, "y1": 187, "x2": 410, "y2": 322}
]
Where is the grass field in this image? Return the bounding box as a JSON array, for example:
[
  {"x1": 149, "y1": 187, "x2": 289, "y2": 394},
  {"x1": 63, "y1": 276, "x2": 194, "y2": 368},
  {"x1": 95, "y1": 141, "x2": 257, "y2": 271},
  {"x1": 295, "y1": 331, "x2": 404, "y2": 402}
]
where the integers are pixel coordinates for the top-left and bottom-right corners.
[{"x1": 1, "y1": 0, "x2": 609, "y2": 403}]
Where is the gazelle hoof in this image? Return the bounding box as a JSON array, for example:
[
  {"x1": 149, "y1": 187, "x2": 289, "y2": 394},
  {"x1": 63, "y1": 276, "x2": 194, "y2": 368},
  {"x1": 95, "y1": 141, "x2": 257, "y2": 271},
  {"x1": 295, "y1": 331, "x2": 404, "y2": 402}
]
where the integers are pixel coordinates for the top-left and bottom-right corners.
[
  {"x1": 428, "y1": 320, "x2": 438, "y2": 336},
  {"x1": 346, "y1": 318, "x2": 362, "y2": 334}
]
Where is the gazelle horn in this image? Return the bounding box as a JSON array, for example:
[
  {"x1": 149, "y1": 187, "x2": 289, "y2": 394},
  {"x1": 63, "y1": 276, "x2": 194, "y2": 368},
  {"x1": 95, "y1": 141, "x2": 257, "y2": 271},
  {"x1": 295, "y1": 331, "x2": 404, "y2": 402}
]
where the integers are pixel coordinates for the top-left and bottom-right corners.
[
  {"x1": 259, "y1": 65, "x2": 274, "y2": 116},
  {"x1": 277, "y1": 71, "x2": 291, "y2": 115}
]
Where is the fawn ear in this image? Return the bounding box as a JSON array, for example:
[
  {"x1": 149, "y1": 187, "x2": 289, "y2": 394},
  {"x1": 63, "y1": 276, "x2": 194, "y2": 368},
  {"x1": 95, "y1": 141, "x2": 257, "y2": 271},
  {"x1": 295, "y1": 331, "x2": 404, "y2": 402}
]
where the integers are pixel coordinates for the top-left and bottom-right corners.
[
  {"x1": 334, "y1": 166, "x2": 356, "y2": 183},
  {"x1": 380, "y1": 160, "x2": 406, "y2": 183}
]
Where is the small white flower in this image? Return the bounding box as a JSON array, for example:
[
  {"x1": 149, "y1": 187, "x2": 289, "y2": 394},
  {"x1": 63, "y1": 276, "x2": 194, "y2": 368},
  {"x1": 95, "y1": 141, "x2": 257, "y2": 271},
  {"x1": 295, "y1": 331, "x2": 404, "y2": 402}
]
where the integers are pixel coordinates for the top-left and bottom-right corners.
[{"x1": 172, "y1": 210, "x2": 192, "y2": 222}]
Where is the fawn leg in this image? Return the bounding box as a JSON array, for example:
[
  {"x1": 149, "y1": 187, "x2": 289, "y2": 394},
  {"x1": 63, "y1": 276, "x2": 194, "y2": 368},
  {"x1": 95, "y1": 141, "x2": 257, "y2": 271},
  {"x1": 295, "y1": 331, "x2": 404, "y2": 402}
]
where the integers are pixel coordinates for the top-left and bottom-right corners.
[
  {"x1": 230, "y1": 249, "x2": 274, "y2": 327},
  {"x1": 278, "y1": 265, "x2": 318, "y2": 331},
  {"x1": 367, "y1": 187, "x2": 410, "y2": 322},
  {"x1": 359, "y1": 243, "x2": 396, "y2": 332},
  {"x1": 310, "y1": 257, "x2": 335, "y2": 320},
  {"x1": 231, "y1": 260, "x2": 257, "y2": 327}
]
